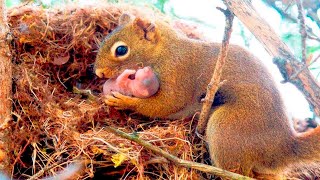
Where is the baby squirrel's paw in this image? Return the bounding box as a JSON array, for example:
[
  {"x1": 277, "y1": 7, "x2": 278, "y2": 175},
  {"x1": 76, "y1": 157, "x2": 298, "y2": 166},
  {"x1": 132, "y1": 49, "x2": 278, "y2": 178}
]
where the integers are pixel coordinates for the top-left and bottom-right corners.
[{"x1": 104, "y1": 92, "x2": 138, "y2": 110}]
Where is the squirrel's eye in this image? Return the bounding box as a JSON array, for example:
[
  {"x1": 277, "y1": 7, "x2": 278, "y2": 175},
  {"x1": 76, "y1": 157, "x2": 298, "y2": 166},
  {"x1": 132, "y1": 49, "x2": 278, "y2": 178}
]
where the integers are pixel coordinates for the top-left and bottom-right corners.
[
  {"x1": 115, "y1": 45, "x2": 128, "y2": 57},
  {"x1": 110, "y1": 41, "x2": 130, "y2": 61}
]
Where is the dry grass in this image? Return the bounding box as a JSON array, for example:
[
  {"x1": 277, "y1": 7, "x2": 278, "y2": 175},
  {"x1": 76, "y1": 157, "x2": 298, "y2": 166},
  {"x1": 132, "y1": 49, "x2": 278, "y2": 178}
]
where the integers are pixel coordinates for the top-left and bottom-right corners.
[{"x1": 6, "y1": 2, "x2": 208, "y2": 179}]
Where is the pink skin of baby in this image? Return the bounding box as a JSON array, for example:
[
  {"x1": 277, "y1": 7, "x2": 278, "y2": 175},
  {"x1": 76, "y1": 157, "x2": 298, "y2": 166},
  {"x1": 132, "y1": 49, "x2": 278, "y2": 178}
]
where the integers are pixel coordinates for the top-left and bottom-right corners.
[{"x1": 103, "y1": 66, "x2": 160, "y2": 98}]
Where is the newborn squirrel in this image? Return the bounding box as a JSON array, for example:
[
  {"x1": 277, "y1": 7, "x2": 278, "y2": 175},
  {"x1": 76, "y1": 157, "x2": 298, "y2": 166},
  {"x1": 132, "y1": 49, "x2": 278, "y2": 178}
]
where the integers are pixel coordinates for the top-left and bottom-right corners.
[
  {"x1": 103, "y1": 66, "x2": 159, "y2": 98},
  {"x1": 94, "y1": 13, "x2": 320, "y2": 178}
]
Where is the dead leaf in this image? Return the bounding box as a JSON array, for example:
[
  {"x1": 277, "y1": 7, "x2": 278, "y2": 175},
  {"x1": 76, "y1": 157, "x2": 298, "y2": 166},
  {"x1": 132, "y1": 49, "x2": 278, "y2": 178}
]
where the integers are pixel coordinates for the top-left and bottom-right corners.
[{"x1": 111, "y1": 153, "x2": 127, "y2": 168}]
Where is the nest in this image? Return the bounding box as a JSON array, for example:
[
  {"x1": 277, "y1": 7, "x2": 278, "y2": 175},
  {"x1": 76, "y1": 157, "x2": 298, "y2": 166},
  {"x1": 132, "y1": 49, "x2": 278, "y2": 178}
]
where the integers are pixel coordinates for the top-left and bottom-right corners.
[{"x1": 6, "y1": 2, "x2": 208, "y2": 179}]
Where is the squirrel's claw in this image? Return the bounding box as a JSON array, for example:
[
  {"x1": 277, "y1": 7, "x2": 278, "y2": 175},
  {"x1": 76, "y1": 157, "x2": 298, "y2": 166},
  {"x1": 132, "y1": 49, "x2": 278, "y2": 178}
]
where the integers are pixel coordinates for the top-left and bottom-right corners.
[{"x1": 104, "y1": 92, "x2": 137, "y2": 110}]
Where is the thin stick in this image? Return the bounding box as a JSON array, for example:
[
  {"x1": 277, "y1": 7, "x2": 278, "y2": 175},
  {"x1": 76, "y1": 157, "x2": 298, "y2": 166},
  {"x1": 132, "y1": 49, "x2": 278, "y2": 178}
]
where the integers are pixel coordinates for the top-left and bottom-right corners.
[
  {"x1": 296, "y1": 0, "x2": 307, "y2": 62},
  {"x1": 28, "y1": 161, "x2": 83, "y2": 180},
  {"x1": 196, "y1": 8, "x2": 234, "y2": 135},
  {"x1": 105, "y1": 126, "x2": 254, "y2": 180}
]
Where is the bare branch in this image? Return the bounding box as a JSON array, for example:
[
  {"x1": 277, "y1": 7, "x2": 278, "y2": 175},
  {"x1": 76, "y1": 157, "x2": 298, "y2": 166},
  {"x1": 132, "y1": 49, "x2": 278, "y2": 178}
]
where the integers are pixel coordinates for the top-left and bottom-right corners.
[
  {"x1": 196, "y1": 8, "x2": 234, "y2": 135},
  {"x1": 0, "y1": 1, "x2": 11, "y2": 124},
  {"x1": 296, "y1": 0, "x2": 307, "y2": 62},
  {"x1": 105, "y1": 126, "x2": 255, "y2": 180},
  {"x1": 0, "y1": 0, "x2": 12, "y2": 174}
]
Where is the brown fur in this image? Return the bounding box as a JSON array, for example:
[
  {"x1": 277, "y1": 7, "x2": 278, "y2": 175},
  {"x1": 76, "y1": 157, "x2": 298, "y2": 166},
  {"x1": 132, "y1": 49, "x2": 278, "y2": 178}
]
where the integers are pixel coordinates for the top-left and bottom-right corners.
[{"x1": 94, "y1": 14, "x2": 320, "y2": 179}]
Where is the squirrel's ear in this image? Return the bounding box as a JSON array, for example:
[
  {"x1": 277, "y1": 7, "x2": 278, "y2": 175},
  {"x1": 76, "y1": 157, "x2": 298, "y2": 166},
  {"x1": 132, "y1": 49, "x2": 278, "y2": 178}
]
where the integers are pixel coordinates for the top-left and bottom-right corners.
[
  {"x1": 134, "y1": 18, "x2": 159, "y2": 43},
  {"x1": 119, "y1": 13, "x2": 133, "y2": 26}
]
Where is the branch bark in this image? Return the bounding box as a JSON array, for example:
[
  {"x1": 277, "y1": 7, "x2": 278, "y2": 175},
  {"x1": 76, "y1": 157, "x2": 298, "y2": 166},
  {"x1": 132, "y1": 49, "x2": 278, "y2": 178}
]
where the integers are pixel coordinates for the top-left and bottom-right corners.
[
  {"x1": 296, "y1": 0, "x2": 307, "y2": 62},
  {"x1": 196, "y1": 8, "x2": 234, "y2": 135},
  {"x1": 105, "y1": 126, "x2": 254, "y2": 180},
  {"x1": 0, "y1": 0, "x2": 11, "y2": 174},
  {"x1": 224, "y1": 0, "x2": 320, "y2": 116}
]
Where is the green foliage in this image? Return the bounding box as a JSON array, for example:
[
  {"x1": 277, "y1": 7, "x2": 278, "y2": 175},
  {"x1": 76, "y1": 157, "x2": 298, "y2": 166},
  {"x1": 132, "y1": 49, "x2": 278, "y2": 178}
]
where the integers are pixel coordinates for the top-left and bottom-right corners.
[
  {"x1": 153, "y1": 0, "x2": 169, "y2": 13},
  {"x1": 6, "y1": 0, "x2": 13, "y2": 7},
  {"x1": 307, "y1": 45, "x2": 320, "y2": 55},
  {"x1": 6, "y1": 0, "x2": 79, "y2": 8},
  {"x1": 282, "y1": 32, "x2": 303, "y2": 60},
  {"x1": 6, "y1": 0, "x2": 21, "y2": 7},
  {"x1": 41, "y1": 0, "x2": 75, "y2": 8},
  {"x1": 238, "y1": 22, "x2": 253, "y2": 48}
]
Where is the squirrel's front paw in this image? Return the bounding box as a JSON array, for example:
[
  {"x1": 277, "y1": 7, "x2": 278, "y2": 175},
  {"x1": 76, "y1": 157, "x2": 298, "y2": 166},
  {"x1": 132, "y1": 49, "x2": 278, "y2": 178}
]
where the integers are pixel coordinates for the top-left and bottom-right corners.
[{"x1": 104, "y1": 92, "x2": 138, "y2": 110}]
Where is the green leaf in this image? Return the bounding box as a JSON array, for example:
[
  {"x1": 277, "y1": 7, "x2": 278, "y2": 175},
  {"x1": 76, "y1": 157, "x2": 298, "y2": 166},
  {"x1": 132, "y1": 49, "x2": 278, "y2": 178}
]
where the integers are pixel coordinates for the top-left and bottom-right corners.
[
  {"x1": 307, "y1": 45, "x2": 320, "y2": 54},
  {"x1": 154, "y1": 0, "x2": 169, "y2": 13}
]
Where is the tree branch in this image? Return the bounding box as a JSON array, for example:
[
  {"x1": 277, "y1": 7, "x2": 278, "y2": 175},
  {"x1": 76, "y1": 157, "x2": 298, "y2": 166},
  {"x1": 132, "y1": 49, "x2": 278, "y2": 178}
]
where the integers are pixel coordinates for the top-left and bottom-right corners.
[
  {"x1": 223, "y1": 0, "x2": 320, "y2": 116},
  {"x1": 296, "y1": 0, "x2": 307, "y2": 62},
  {"x1": 0, "y1": 0, "x2": 11, "y2": 174},
  {"x1": 105, "y1": 126, "x2": 254, "y2": 180},
  {"x1": 196, "y1": 8, "x2": 234, "y2": 135}
]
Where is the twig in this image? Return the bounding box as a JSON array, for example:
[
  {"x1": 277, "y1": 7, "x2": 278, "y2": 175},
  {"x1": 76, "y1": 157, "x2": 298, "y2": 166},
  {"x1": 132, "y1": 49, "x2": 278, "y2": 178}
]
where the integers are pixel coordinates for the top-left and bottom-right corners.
[
  {"x1": 296, "y1": 0, "x2": 307, "y2": 62},
  {"x1": 306, "y1": 10, "x2": 320, "y2": 29},
  {"x1": 283, "y1": 0, "x2": 294, "y2": 12},
  {"x1": 196, "y1": 8, "x2": 234, "y2": 135},
  {"x1": 105, "y1": 126, "x2": 254, "y2": 180},
  {"x1": 11, "y1": 138, "x2": 31, "y2": 178},
  {"x1": 73, "y1": 86, "x2": 96, "y2": 100},
  {"x1": 28, "y1": 161, "x2": 83, "y2": 180},
  {"x1": 311, "y1": 54, "x2": 320, "y2": 65},
  {"x1": 28, "y1": 162, "x2": 61, "y2": 180},
  {"x1": 287, "y1": 54, "x2": 320, "y2": 81}
]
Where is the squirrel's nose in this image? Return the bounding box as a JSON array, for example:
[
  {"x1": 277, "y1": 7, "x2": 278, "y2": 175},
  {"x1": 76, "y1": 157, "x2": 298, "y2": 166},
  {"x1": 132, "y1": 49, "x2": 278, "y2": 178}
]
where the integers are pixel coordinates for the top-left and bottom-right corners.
[{"x1": 95, "y1": 68, "x2": 106, "y2": 78}]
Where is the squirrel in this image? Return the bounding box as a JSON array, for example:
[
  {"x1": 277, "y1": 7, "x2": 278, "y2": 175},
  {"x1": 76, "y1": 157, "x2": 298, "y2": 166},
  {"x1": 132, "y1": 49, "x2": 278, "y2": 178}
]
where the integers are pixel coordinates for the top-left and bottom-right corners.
[
  {"x1": 102, "y1": 66, "x2": 160, "y2": 98},
  {"x1": 94, "y1": 13, "x2": 320, "y2": 178}
]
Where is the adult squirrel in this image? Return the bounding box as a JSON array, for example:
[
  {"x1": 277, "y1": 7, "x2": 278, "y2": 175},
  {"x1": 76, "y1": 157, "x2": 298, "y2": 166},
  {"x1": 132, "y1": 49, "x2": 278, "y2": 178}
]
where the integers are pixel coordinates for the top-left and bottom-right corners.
[{"x1": 94, "y1": 13, "x2": 320, "y2": 178}]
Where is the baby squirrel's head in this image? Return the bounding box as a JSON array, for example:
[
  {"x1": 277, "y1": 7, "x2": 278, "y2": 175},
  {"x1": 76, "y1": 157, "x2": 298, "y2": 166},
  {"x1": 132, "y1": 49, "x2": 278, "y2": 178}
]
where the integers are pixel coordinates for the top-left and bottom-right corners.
[{"x1": 95, "y1": 13, "x2": 162, "y2": 79}]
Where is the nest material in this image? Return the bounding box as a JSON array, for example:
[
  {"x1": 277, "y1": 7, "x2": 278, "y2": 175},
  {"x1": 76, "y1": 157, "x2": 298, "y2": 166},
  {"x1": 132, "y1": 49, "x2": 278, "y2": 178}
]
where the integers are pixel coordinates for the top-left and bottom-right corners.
[{"x1": 7, "y1": 2, "x2": 208, "y2": 179}]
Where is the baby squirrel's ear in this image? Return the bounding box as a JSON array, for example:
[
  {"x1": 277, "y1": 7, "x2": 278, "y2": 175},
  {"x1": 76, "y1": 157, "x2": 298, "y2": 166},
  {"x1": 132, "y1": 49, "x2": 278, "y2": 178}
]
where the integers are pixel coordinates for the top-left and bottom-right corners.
[{"x1": 134, "y1": 17, "x2": 159, "y2": 43}]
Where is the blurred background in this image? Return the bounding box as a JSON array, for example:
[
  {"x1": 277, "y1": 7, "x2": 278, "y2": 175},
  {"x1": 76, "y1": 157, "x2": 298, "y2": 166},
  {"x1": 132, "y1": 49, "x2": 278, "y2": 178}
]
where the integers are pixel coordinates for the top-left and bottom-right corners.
[{"x1": 6, "y1": 0, "x2": 320, "y2": 120}]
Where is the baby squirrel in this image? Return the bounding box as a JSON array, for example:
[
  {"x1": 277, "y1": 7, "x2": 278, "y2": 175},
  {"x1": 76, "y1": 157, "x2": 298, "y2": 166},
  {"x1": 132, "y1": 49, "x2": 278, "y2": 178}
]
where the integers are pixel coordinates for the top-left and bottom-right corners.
[
  {"x1": 94, "y1": 13, "x2": 320, "y2": 178},
  {"x1": 103, "y1": 66, "x2": 159, "y2": 98}
]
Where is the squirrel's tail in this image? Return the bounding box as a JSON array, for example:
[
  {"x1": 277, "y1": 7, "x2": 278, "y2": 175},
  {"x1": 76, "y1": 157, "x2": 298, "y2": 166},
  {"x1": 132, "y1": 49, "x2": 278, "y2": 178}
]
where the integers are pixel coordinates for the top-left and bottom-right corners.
[
  {"x1": 286, "y1": 126, "x2": 320, "y2": 176},
  {"x1": 295, "y1": 126, "x2": 320, "y2": 158}
]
